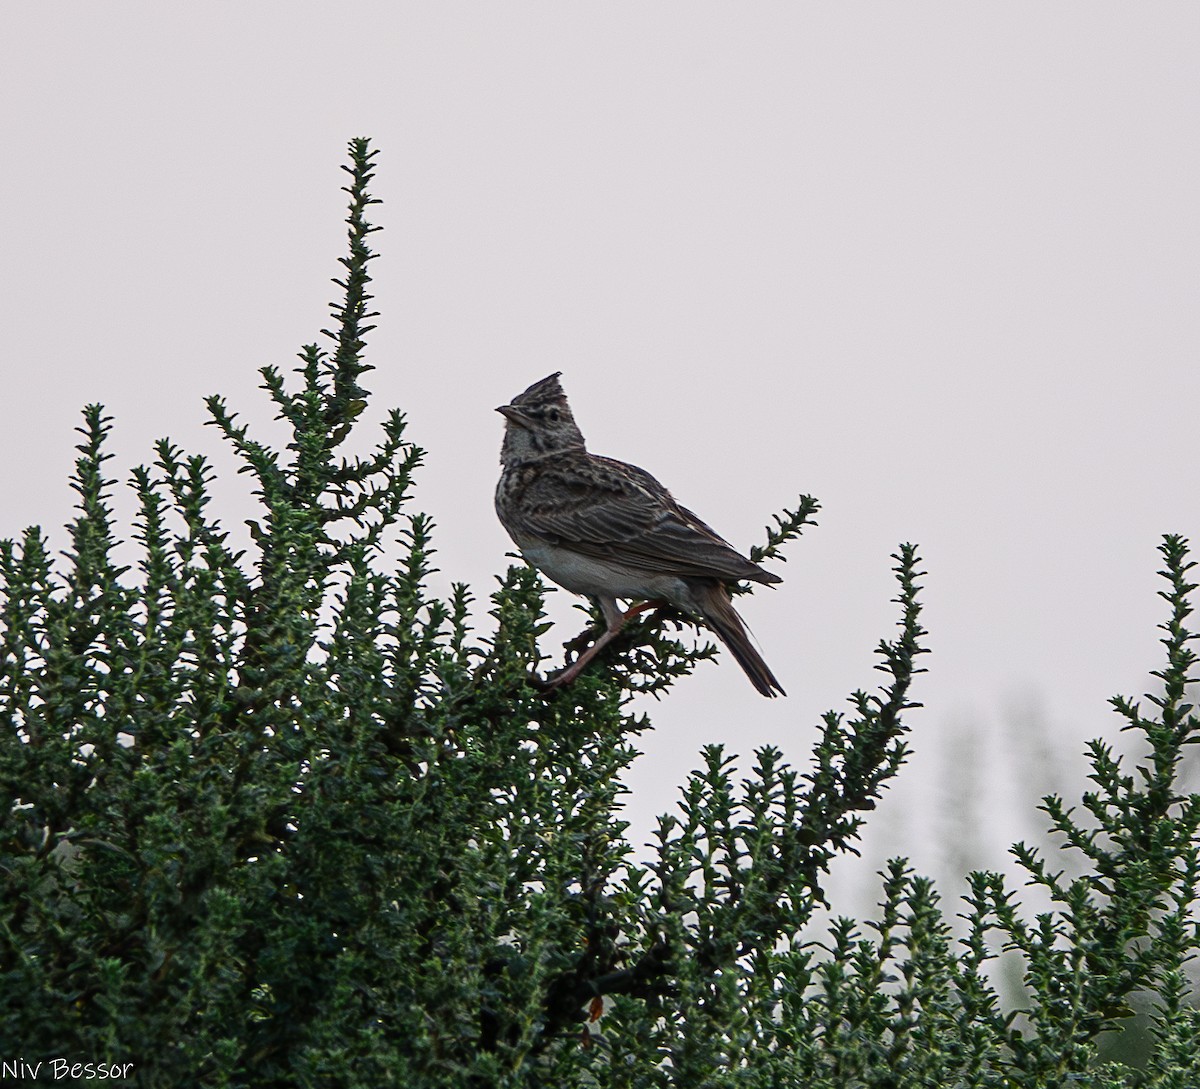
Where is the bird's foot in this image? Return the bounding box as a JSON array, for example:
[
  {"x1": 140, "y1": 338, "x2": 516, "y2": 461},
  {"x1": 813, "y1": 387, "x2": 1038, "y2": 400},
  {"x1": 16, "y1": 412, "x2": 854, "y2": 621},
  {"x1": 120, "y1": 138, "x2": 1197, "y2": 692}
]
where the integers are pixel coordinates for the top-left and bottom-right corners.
[
  {"x1": 528, "y1": 661, "x2": 587, "y2": 694},
  {"x1": 525, "y1": 669, "x2": 556, "y2": 692},
  {"x1": 563, "y1": 625, "x2": 605, "y2": 661}
]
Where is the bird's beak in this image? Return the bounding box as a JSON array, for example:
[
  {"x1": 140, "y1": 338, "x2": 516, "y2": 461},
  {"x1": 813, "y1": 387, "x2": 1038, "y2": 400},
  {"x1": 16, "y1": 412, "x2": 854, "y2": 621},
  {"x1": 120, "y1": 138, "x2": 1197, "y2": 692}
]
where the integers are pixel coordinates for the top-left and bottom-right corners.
[{"x1": 496, "y1": 404, "x2": 533, "y2": 427}]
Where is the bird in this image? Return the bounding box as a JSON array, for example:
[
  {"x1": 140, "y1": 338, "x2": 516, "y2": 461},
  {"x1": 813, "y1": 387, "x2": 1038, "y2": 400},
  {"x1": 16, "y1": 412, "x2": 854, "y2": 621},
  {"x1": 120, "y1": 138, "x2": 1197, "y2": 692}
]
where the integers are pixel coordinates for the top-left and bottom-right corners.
[{"x1": 494, "y1": 372, "x2": 785, "y2": 696}]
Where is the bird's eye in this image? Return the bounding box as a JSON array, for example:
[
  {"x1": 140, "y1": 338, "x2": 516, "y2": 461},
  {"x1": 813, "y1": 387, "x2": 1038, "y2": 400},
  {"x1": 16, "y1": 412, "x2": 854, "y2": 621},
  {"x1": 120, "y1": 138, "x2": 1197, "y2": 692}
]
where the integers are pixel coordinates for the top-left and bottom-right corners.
[{"x1": 547, "y1": 408, "x2": 560, "y2": 423}]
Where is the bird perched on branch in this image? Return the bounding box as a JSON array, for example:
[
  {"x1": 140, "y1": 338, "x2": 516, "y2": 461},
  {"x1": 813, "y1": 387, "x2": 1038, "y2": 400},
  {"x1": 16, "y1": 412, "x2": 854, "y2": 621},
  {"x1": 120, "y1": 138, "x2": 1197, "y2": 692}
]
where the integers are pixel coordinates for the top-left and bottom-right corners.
[{"x1": 494, "y1": 373, "x2": 785, "y2": 696}]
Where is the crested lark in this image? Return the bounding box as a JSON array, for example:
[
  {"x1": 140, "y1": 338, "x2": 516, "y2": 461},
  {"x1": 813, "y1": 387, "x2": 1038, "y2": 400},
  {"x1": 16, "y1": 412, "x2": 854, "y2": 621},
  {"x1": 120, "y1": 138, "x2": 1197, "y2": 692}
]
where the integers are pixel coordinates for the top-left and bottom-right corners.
[{"x1": 494, "y1": 373, "x2": 785, "y2": 697}]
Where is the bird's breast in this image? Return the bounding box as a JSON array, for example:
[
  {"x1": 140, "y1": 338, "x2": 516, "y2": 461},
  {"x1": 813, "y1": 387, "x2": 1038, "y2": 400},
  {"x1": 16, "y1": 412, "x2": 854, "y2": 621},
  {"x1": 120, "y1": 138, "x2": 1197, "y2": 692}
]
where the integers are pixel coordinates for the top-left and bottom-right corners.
[{"x1": 518, "y1": 540, "x2": 689, "y2": 604}]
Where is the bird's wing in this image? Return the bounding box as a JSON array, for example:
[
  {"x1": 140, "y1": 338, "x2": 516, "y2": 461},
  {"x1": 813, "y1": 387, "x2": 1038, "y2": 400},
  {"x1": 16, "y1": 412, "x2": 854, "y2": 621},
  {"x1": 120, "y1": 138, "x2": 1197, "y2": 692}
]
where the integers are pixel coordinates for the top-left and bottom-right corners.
[{"x1": 519, "y1": 455, "x2": 779, "y2": 584}]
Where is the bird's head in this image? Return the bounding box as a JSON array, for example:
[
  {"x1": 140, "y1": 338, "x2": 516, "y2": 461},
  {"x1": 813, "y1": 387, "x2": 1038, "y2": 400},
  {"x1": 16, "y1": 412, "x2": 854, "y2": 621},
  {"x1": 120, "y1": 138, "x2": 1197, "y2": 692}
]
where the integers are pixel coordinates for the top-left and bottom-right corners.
[{"x1": 497, "y1": 372, "x2": 587, "y2": 464}]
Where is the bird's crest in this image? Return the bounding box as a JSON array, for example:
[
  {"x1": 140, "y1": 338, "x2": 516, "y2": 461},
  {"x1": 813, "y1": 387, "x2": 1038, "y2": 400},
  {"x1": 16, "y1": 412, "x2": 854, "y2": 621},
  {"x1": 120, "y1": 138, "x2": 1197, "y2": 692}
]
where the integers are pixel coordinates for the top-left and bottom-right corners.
[{"x1": 511, "y1": 372, "x2": 567, "y2": 408}]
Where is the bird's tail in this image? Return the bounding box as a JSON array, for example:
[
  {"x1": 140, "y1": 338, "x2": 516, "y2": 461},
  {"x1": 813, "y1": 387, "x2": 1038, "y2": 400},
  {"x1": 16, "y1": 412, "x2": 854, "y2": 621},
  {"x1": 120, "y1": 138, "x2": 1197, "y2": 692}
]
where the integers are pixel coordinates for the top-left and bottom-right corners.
[{"x1": 695, "y1": 583, "x2": 785, "y2": 698}]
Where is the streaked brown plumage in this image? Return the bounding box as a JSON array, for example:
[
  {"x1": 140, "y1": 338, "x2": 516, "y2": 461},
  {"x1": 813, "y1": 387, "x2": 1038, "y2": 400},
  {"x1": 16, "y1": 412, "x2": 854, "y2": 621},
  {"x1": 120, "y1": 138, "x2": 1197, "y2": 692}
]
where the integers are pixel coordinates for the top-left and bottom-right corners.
[{"x1": 494, "y1": 373, "x2": 784, "y2": 696}]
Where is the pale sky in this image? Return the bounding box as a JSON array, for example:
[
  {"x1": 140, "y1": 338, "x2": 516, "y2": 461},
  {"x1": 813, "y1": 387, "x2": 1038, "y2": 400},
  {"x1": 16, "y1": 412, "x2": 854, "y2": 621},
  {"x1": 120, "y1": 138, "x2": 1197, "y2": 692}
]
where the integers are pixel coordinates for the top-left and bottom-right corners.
[{"x1": 3, "y1": 5, "x2": 1198, "y2": 904}]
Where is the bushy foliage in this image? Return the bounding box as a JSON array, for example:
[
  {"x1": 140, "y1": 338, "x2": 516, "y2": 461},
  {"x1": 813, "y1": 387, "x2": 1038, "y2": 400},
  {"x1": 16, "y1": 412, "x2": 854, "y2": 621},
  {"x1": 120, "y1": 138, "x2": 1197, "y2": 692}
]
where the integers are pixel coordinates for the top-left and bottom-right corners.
[{"x1": 1, "y1": 141, "x2": 1196, "y2": 1087}]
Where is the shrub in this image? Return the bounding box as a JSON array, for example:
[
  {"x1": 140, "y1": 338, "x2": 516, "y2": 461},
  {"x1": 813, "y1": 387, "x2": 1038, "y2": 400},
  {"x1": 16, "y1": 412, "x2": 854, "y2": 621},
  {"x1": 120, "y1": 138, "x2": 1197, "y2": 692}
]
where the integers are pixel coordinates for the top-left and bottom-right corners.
[{"x1": 1, "y1": 140, "x2": 1196, "y2": 1088}]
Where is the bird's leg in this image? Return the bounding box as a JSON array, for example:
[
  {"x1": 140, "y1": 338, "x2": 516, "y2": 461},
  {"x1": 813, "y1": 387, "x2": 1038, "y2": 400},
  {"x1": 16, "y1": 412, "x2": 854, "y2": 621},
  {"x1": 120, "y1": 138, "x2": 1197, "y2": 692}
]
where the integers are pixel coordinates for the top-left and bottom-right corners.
[
  {"x1": 563, "y1": 599, "x2": 662, "y2": 660},
  {"x1": 543, "y1": 597, "x2": 626, "y2": 689},
  {"x1": 620, "y1": 598, "x2": 666, "y2": 621},
  {"x1": 541, "y1": 598, "x2": 668, "y2": 691}
]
